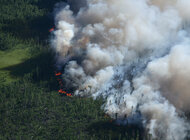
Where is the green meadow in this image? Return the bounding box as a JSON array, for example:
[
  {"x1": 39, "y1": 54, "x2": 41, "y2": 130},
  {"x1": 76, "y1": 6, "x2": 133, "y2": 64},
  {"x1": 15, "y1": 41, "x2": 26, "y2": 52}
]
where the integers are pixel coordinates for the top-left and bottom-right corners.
[{"x1": 0, "y1": 48, "x2": 30, "y2": 83}]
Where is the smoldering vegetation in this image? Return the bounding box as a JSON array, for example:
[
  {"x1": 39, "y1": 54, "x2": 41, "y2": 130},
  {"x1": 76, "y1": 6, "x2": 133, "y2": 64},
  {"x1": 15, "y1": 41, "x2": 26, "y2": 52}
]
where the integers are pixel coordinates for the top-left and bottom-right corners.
[
  {"x1": 0, "y1": 0, "x2": 155, "y2": 140},
  {"x1": 52, "y1": 0, "x2": 190, "y2": 139}
]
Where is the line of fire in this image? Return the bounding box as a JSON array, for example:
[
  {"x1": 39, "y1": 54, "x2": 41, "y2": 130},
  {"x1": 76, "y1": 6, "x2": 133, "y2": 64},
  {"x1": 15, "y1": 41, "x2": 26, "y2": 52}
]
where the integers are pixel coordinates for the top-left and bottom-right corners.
[
  {"x1": 51, "y1": 27, "x2": 128, "y2": 126},
  {"x1": 55, "y1": 71, "x2": 72, "y2": 97}
]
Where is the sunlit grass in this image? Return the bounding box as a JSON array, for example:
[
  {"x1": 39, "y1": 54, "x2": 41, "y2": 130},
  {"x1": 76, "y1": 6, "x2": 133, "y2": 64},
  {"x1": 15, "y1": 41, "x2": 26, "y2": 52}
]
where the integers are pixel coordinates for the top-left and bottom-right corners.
[
  {"x1": 0, "y1": 48, "x2": 30, "y2": 68},
  {"x1": 0, "y1": 47, "x2": 30, "y2": 83}
]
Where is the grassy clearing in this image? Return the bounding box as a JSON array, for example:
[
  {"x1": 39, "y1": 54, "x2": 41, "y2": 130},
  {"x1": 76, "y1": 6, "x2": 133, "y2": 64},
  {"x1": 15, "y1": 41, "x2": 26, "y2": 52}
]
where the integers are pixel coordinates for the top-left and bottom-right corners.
[
  {"x1": 0, "y1": 47, "x2": 30, "y2": 83},
  {"x1": 0, "y1": 48, "x2": 30, "y2": 69}
]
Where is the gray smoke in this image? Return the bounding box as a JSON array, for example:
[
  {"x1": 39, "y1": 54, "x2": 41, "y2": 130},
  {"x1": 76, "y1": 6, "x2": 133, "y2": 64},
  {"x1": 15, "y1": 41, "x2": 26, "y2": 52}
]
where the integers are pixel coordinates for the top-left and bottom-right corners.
[{"x1": 51, "y1": 0, "x2": 190, "y2": 139}]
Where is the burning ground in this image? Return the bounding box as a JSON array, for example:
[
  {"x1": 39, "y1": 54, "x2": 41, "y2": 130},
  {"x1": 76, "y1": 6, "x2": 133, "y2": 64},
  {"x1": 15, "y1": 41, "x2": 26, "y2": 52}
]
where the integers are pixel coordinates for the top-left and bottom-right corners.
[
  {"x1": 51, "y1": 0, "x2": 190, "y2": 140},
  {"x1": 0, "y1": 0, "x2": 157, "y2": 139}
]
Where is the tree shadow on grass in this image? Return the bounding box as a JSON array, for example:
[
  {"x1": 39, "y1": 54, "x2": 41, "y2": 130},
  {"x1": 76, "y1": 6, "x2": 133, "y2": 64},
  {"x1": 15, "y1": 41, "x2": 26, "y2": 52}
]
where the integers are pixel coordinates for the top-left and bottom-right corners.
[
  {"x1": 0, "y1": 50, "x2": 58, "y2": 90},
  {"x1": 87, "y1": 120, "x2": 145, "y2": 140}
]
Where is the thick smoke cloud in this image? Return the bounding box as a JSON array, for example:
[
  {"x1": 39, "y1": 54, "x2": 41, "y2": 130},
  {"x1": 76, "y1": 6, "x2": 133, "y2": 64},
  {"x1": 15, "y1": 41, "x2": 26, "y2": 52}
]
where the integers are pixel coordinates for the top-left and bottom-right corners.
[{"x1": 51, "y1": 0, "x2": 190, "y2": 139}]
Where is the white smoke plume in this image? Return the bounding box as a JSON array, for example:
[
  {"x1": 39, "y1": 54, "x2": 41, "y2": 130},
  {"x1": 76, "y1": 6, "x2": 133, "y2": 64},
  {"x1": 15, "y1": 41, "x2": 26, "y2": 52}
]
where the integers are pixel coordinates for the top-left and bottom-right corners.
[{"x1": 51, "y1": 0, "x2": 190, "y2": 139}]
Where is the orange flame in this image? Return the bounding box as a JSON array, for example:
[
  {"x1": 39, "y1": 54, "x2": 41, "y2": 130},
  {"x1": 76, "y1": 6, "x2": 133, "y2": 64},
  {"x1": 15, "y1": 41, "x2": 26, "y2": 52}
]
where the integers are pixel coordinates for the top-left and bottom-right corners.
[
  {"x1": 55, "y1": 71, "x2": 72, "y2": 97},
  {"x1": 55, "y1": 72, "x2": 62, "y2": 76},
  {"x1": 58, "y1": 89, "x2": 67, "y2": 94},
  {"x1": 49, "y1": 27, "x2": 55, "y2": 32},
  {"x1": 58, "y1": 89, "x2": 72, "y2": 97},
  {"x1": 66, "y1": 93, "x2": 72, "y2": 97}
]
